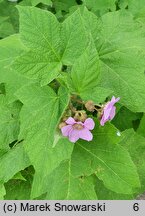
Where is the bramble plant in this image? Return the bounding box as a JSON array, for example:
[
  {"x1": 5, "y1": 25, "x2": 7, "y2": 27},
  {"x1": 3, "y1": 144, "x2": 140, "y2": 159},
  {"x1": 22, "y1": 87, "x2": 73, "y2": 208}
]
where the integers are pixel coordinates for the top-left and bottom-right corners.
[{"x1": 1, "y1": 0, "x2": 145, "y2": 200}]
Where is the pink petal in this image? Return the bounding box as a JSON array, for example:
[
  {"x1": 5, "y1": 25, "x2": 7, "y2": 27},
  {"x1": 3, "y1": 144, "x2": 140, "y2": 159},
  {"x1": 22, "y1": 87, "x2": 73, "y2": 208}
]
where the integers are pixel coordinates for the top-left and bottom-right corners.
[
  {"x1": 100, "y1": 118, "x2": 104, "y2": 126},
  {"x1": 100, "y1": 114, "x2": 110, "y2": 126},
  {"x1": 65, "y1": 117, "x2": 76, "y2": 125},
  {"x1": 100, "y1": 96, "x2": 119, "y2": 126},
  {"x1": 111, "y1": 96, "x2": 116, "y2": 103},
  {"x1": 61, "y1": 125, "x2": 72, "y2": 137},
  {"x1": 110, "y1": 96, "x2": 120, "y2": 106},
  {"x1": 84, "y1": 118, "x2": 95, "y2": 130},
  {"x1": 76, "y1": 121, "x2": 83, "y2": 126},
  {"x1": 115, "y1": 97, "x2": 120, "y2": 103},
  {"x1": 109, "y1": 106, "x2": 116, "y2": 120},
  {"x1": 79, "y1": 128, "x2": 93, "y2": 141},
  {"x1": 69, "y1": 129, "x2": 80, "y2": 143},
  {"x1": 103, "y1": 106, "x2": 112, "y2": 119},
  {"x1": 100, "y1": 115, "x2": 106, "y2": 126}
]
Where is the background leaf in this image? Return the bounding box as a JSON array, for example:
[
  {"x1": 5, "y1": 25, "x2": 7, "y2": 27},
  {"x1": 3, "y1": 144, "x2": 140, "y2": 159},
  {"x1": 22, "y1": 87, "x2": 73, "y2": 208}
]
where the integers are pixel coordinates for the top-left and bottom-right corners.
[
  {"x1": 83, "y1": 0, "x2": 116, "y2": 15},
  {"x1": 119, "y1": 129, "x2": 145, "y2": 194}
]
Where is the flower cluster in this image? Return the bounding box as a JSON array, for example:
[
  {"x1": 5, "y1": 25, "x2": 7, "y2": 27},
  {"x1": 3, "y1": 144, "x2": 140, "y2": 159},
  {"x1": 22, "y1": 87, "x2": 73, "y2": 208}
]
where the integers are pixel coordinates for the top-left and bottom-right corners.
[{"x1": 59, "y1": 96, "x2": 120, "y2": 143}]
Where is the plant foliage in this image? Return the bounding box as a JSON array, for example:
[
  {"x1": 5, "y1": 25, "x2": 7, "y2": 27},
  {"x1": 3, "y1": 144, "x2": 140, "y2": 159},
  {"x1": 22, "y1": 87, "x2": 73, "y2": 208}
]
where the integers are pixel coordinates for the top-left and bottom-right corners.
[{"x1": 1, "y1": 0, "x2": 145, "y2": 200}]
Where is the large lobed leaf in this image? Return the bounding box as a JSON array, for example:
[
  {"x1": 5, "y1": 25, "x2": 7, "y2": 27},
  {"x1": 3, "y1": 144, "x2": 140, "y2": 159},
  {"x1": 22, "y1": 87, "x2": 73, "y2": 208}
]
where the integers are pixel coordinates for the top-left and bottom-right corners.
[
  {"x1": 13, "y1": 6, "x2": 88, "y2": 85},
  {"x1": 82, "y1": 9, "x2": 145, "y2": 112},
  {"x1": 35, "y1": 121, "x2": 140, "y2": 199},
  {"x1": 15, "y1": 84, "x2": 74, "y2": 198}
]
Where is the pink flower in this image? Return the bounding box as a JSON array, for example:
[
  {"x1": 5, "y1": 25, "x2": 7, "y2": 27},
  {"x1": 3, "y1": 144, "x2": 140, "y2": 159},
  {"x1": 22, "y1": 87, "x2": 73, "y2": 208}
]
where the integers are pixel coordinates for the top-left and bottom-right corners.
[
  {"x1": 61, "y1": 117, "x2": 95, "y2": 143},
  {"x1": 100, "y1": 96, "x2": 120, "y2": 126}
]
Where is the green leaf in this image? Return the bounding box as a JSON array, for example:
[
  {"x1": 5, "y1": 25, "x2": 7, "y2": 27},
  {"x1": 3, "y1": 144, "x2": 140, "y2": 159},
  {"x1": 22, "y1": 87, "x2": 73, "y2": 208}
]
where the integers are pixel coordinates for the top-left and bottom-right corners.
[
  {"x1": 0, "y1": 144, "x2": 30, "y2": 183},
  {"x1": 95, "y1": 178, "x2": 134, "y2": 200},
  {"x1": 127, "y1": 0, "x2": 145, "y2": 19},
  {"x1": 80, "y1": 87, "x2": 113, "y2": 104},
  {"x1": 19, "y1": 0, "x2": 33, "y2": 6},
  {"x1": 0, "y1": 0, "x2": 19, "y2": 37},
  {"x1": 0, "y1": 184, "x2": 6, "y2": 200},
  {"x1": 15, "y1": 6, "x2": 62, "y2": 84},
  {"x1": 82, "y1": 7, "x2": 101, "y2": 42},
  {"x1": 13, "y1": 51, "x2": 62, "y2": 86},
  {"x1": 0, "y1": 83, "x2": 5, "y2": 95},
  {"x1": 118, "y1": 0, "x2": 128, "y2": 9},
  {"x1": 68, "y1": 40, "x2": 100, "y2": 94},
  {"x1": 45, "y1": 161, "x2": 97, "y2": 200},
  {"x1": 128, "y1": 0, "x2": 145, "y2": 28},
  {"x1": 13, "y1": 7, "x2": 88, "y2": 84},
  {"x1": 119, "y1": 129, "x2": 145, "y2": 194},
  {"x1": 0, "y1": 35, "x2": 26, "y2": 81},
  {"x1": 16, "y1": 84, "x2": 74, "y2": 198},
  {"x1": 0, "y1": 96, "x2": 21, "y2": 150},
  {"x1": 83, "y1": 10, "x2": 145, "y2": 112},
  {"x1": 112, "y1": 106, "x2": 142, "y2": 131},
  {"x1": 61, "y1": 9, "x2": 88, "y2": 64},
  {"x1": 31, "y1": 0, "x2": 52, "y2": 6},
  {"x1": 12, "y1": 172, "x2": 26, "y2": 181},
  {"x1": 52, "y1": 0, "x2": 77, "y2": 12},
  {"x1": 4, "y1": 179, "x2": 31, "y2": 200},
  {"x1": 31, "y1": 139, "x2": 73, "y2": 198},
  {"x1": 71, "y1": 121, "x2": 140, "y2": 194},
  {"x1": 17, "y1": 6, "x2": 61, "y2": 57},
  {"x1": 0, "y1": 21, "x2": 15, "y2": 38},
  {"x1": 137, "y1": 114, "x2": 145, "y2": 137},
  {"x1": 0, "y1": 34, "x2": 34, "y2": 103},
  {"x1": 4, "y1": 168, "x2": 33, "y2": 200},
  {"x1": 83, "y1": 0, "x2": 116, "y2": 15}
]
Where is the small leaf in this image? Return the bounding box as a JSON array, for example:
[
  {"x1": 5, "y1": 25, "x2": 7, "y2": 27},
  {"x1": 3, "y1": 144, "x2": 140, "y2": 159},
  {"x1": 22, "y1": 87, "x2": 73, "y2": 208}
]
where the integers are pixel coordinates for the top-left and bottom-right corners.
[{"x1": 12, "y1": 172, "x2": 26, "y2": 181}]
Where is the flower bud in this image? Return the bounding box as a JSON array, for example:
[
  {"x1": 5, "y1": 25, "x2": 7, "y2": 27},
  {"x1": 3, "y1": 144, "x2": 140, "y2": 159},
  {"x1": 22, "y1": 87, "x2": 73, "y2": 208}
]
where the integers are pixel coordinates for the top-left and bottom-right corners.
[
  {"x1": 74, "y1": 110, "x2": 87, "y2": 122},
  {"x1": 85, "y1": 100, "x2": 95, "y2": 112},
  {"x1": 59, "y1": 122, "x2": 67, "y2": 129}
]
